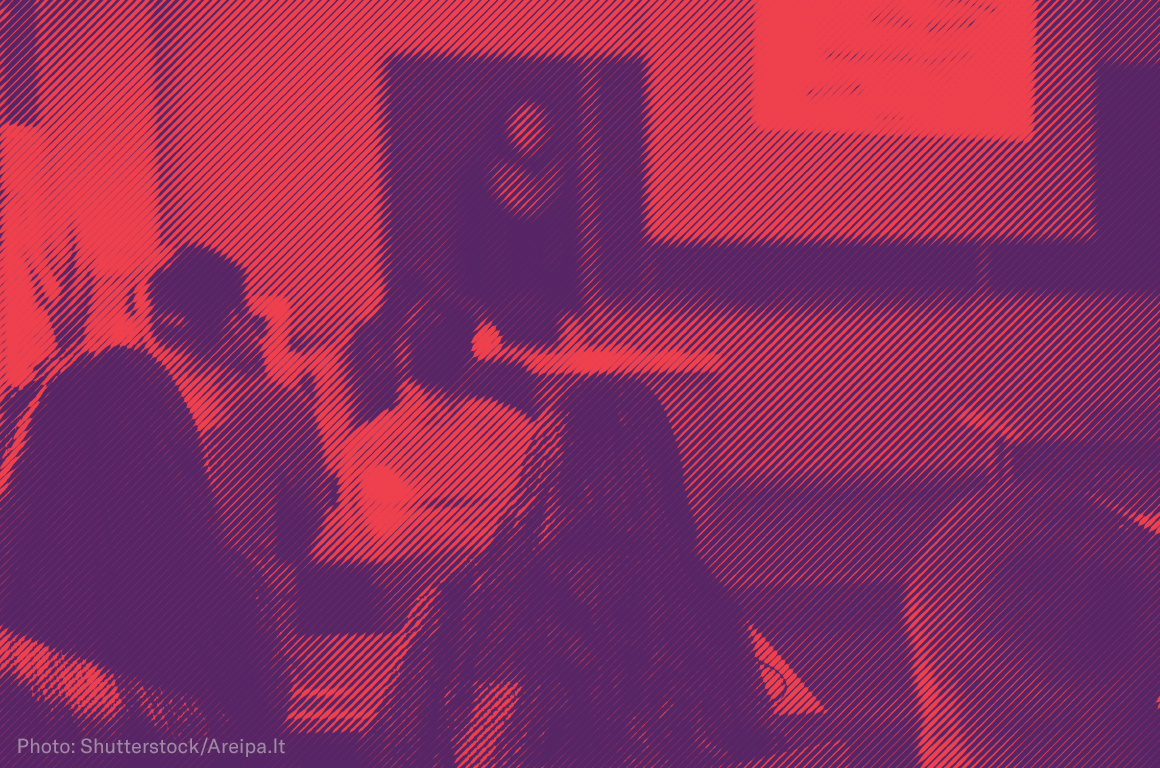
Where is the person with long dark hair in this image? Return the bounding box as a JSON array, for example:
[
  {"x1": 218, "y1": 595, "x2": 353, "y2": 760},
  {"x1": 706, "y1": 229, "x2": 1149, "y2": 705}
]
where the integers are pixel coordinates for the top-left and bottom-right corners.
[{"x1": 360, "y1": 376, "x2": 786, "y2": 767}]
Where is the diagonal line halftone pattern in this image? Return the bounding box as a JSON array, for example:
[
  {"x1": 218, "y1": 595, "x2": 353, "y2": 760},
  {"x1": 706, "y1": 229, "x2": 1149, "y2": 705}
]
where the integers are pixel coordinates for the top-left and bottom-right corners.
[{"x1": 3, "y1": 2, "x2": 1159, "y2": 767}]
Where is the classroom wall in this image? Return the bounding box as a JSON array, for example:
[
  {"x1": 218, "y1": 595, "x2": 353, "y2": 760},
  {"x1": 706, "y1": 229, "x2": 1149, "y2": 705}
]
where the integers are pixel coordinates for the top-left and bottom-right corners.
[{"x1": 19, "y1": 0, "x2": 1160, "y2": 490}]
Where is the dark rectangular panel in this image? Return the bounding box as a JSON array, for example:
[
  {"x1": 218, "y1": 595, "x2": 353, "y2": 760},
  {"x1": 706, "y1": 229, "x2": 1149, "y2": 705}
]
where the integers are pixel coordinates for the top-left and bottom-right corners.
[{"x1": 991, "y1": 65, "x2": 1159, "y2": 292}]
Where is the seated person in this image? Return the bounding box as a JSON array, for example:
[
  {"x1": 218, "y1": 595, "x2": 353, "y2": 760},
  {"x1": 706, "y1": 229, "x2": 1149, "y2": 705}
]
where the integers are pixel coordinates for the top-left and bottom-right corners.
[
  {"x1": 144, "y1": 246, "x2": 339, "y2": 734},
  {"x1": 1, "y1": 234, "x2": 114, "y2": 746},
  {"x1": 146, "y1": 244, "x2": 333, "y2": 581},
  {"x1": 307, "y1": 299, "x2": 543, "y2": 642},
  {"x1": 908, "y1": 475, "x2": 1159, "y2": 768},
  {"x1": 358, "y1": 376, "x2": 788, "y2": 767},
  {"x1": 1, "y1": 249, "x2": 283, "y2": 743},
  {"x1": 329, "y1": 300, "x2": 539, "y2": 564}
]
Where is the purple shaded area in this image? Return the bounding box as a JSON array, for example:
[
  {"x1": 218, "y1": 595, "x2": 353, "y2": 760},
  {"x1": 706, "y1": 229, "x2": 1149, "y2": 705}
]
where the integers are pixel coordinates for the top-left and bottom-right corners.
[
  {"x1": 914, "y1": 475, "x2": 1160, "y2": 766},
  {"x1": 361, "y1": 377, "x2": 786, "y2": 767},
  {"x1": 2, "y1": 0, "x2": 37, "y2": 124},
  {"x1": 0, "y1": 347, "x2": 283, "y2": 739},
  {"x1": 991, "y1": 65, "x2": 1160, "y2": 292},
  {"x1": 2, "y1": 23, "x2": 1159, "y2": 763},
  {"x1": 386, "y1": 55, "x2": 582, "y2": 347}
]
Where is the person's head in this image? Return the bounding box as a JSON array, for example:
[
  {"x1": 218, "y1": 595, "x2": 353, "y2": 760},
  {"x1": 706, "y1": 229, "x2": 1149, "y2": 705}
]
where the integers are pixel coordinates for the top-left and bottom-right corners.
[
  {"x1": 507, "y1": 377, "x2": 699, "y2": 598},
  {"x1": 377, "y1": 376, "x2": 777, "y2": 766},
  {"x1": 147, "y1": 244, "x2": 266, "y2": 372}
]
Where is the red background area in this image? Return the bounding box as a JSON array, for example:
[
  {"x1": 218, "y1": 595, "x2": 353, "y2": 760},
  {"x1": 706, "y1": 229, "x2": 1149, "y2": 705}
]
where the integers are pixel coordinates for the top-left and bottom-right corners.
[
  {"x1": 24, "y1": 0, "x2": 1160, "y2": 489},
  {"x1": 752, "y1": 0, "x2": 1036, "y2": 140}
]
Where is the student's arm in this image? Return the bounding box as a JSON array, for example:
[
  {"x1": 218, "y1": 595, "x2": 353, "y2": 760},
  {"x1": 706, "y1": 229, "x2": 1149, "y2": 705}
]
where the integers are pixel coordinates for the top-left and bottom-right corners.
[{"x1": 0, "y1": 625, "x2": 124, "y2": 721}]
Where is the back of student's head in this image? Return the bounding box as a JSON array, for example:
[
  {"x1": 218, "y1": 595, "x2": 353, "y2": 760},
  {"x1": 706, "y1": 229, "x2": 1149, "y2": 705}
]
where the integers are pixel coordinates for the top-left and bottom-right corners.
[
  {"x1": 537, "y1": 376, "x2": 699, "y2": 572},
  {"x1": 473, "y1": 376, "x2": 777, "y2": 765},
  {"x1": 360, "y1": 376, "x2": 779, "y2": 767},
  {"x1": 148, "y1": 244, "x2": 249, "y2": 357}
]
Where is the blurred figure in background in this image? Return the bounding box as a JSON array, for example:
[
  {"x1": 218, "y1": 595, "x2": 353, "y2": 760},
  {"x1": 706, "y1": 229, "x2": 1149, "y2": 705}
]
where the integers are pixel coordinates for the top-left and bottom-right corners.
[
  {"x1": 146, "y1": 244, "x2": 333, "y2": 580},
  {"x1": 333, "y1": 299, "x2": 540, "y2": 561},
  {"x1": 294, "y1": 296, "x2": 543, "y2": 643},
  {"x1": 907, "y1": 475, "x2": 1159, "y2": 768},
  {"x1": 1, "y1": 230, "x2": 105, "y2": 750},
  {"x1": 146, "y1": 245, "x2": 335, "y2": 741}
]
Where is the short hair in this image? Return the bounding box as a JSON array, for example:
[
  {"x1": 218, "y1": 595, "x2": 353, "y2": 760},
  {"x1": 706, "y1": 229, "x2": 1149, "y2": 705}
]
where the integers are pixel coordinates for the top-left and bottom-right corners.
[{"x1": 148, "y1": 244, "x2": 248, "y2": 354}]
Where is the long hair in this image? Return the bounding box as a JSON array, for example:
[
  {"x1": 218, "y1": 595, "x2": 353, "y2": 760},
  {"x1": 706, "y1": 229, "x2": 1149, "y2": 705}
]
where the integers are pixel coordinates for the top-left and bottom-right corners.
[{"x1": 362, "y1": 376, "x2": 782, "y2": 767}]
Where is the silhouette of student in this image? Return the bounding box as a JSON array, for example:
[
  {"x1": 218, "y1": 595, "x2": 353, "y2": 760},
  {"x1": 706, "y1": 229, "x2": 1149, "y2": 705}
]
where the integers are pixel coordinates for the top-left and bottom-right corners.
[
  {"x1": 346, "y1": 295, "x2": 541, "y2": 436},
  {"x1": 908, "y1": 477, "x2": 1160, "y2": 767},
  {"x1": 149, "y1": 245, "x2": 333, "y2": 577},
  {"x1": 0, "y1": 235, "x2": 99, "y2": 754},
  {"x1": 0, "y1": 248, "x2": 282, "y2": 743},
  {"x1": 360, "y1": 377, "x2": 786, "y2": 767},
  {"x1": 332, "y1": 297, "x2": 541, "y2": 637}
]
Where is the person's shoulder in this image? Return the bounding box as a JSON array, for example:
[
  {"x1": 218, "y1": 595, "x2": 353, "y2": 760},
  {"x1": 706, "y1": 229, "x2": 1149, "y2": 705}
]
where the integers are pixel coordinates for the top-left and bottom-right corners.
[
  {"x1": 92, "y1": 345, "x2": 175, "y2": 387},
  {"x1": 48, "y1": 346, "x2": 173, "y2": 393},
  {"x1": 38, "y1": 346, "x2": 190, "y2": 432}
]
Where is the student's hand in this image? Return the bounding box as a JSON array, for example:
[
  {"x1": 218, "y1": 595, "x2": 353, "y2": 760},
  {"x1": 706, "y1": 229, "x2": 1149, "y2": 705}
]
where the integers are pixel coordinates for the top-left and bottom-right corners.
[{"x1": 59, "y1": 659, "x2": 125, "y2": 722}]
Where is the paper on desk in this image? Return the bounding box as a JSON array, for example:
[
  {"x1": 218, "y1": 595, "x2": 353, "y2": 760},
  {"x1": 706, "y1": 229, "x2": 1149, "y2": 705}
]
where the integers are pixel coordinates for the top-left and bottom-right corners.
[{"x1": 473, "y1": 321, "x2": 721, "y2": 375}]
